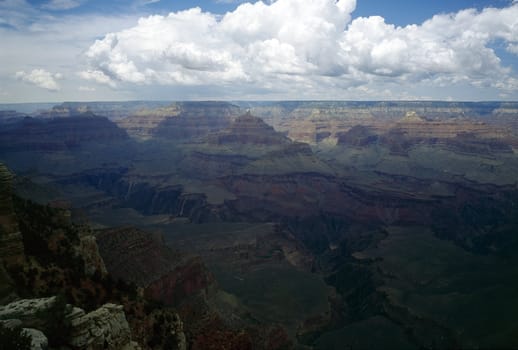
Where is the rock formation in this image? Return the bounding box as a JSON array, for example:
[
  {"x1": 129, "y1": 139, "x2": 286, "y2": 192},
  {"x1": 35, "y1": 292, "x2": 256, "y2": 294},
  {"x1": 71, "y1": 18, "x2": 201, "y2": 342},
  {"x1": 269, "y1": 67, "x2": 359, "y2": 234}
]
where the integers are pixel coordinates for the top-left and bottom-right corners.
[
  {"x1": 0, "y1": 297, "x2": 139, "y2": 349},
  {"x1": 78, "y1": 234, "x2": 108, "y2": 276},
  {"x1": 336, "y1": 125, "x2": 379, "y2": 147},
  {"x1": 211, "y1": 112, "x2": 290, "y2": 145},
  {"x1": 68, "y1": 303, "x2": 138, "y2": 350},
  {"x1": 117, "y1": 104, "x2": 182, "y2": 140},
  {"x1": 96, "y1": 227, "x2": 215, "y2": 306},
  {"x1": 152, "y1": 101, "x2": 241, "y2": 140},
  {"x1": 3, "y1": 100, "x2": 518, "y2": 349},
  {"x1": 24, "y1": 327, "x2": 48, "y2": 350},
  {"x1": 0, "y1": 163, "x2": 25, "y2": 266},
  {"x1": 0, "y1": 168, "x2": 192, "y2": 349},
  {"x1": 0, "y1": 113, "x2": 129, "y2": 152},
  {"x1": 0, "y1": 297, "x2": 57, "y2": 327},
  {"x1": 242, "y1": 101, "x2": 517, "y2": 145}
]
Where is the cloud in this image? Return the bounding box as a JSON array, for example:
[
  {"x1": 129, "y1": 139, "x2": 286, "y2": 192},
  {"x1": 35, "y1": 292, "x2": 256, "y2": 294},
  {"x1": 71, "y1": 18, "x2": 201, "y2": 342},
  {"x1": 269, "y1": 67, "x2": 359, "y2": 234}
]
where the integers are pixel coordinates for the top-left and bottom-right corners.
[
  {"x1": 3, "y1": 0, "x2": 518, "y2": 101},
  {"x1": 78, "y1": 86, "x2": 96, "y2": 92},
  {"x1": 0, "y1": 0, "x2": 140, "y2": 102},
  {"x1": 0, "y1": 0, "x2": 41, "y2": 29},
  {"x1": 41, "y1": 0, "x2": 81, "y2": 11},
  {"x1": 78, "y1": 70, "x2": 117, "y2": 87},
  {"x1": 341, "y1": 6, "x2": 518, "y2": 86},
  {"x1": 15, "y1": 69, "x2": 62, "y2": 91},
  {"x1": 79, "y1": 0, "x2": 518, "y2": 97},
  {"x1": 81, "y1": 0, "x2": 356, "y2": 87}
]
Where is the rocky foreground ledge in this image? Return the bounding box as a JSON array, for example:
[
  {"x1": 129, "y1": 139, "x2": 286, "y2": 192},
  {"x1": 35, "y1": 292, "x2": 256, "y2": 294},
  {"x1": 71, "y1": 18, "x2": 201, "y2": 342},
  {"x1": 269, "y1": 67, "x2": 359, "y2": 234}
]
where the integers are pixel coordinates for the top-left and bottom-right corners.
[{"x1": 0, "y1": 296, "x2": 142, "y2": 350}]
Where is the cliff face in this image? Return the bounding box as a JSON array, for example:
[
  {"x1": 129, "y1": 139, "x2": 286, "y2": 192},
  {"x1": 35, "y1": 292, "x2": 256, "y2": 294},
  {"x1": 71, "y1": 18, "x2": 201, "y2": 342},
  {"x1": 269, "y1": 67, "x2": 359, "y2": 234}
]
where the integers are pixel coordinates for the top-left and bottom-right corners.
[
  {"x1": 0, "y1": 168, "x2": 191, "y2": 349},
  {"x1": 96, "y1": 227, "x2": 215, "y2": 306},
  {"x1": 211, "y1": 112, "x2": 291, "y2": 145},
  {"x1": 68, "y1": 303, "x2": 137, "y2": 350},
  {"x1": 334, "y1": 113, "x2": 513, "y2": 156},
  {"x1": 336, "y1": 125, "x2": 379, "y2": 147},
  {"x1": 41, "y1": 101, "x2": 173, "y2": 121},
  {"x1": 96, "y1": 227, "x2": 180, "y2": 287},
  {"x1": 143, "y1": 256, "x2": 215, "y2": 306},
  {"x1": 243, "y1": 101, "x2": 518, "y2": 145},
  {"x1": 94, "y1": 227, "x2": 289, "y2": 349},
  {"x1": 116, "y1": 104, "x2": 182, "y2": 140},
  {"x1": 0, "y1": 171, "x2": 122, "y2": 344},
  {"x1": 78, "y1": 235, "x2": 107, "y2": 276},
  {"x1": 65, "y1": 169, "x2": 208, "y2": 216},
  {"x1": 116, "y1": 101, "x2": 242, "y2": 141},
  {"x1": 0, "y1": 163, "x2": 25, "y2": 266},
  {"x1": 219, "y1": 173, "x2": 437, "y2": 225},
  {"x1": 0, "y1": 114, "x2": 129, "y2": 152},
  {"x1": 152, "y1": 102, "x2": 241, "y2": 140}
]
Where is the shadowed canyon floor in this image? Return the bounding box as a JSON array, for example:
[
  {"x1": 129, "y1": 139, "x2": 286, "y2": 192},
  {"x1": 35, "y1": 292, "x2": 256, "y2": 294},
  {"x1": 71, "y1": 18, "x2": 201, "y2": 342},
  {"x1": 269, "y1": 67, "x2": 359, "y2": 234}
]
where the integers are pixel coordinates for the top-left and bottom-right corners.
[{"x1": 1, "y1": 100, "x2": 518, "y2": 349}]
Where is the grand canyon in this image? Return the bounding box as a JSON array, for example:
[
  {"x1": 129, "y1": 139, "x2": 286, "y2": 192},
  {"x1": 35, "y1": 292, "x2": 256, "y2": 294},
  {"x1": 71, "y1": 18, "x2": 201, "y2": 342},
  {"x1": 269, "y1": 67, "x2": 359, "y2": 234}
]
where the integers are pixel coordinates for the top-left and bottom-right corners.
[{"x1": 1, "y1": 100, "x2": 518, "y2": 349}]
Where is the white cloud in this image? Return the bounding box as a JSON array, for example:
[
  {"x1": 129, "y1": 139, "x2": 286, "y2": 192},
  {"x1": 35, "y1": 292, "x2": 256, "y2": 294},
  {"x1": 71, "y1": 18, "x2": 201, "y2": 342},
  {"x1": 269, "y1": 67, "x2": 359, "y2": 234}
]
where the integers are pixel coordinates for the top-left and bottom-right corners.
[
  {"x1": 340, "y1": 6, "x2": 518, "y2": 87},
  {"x1": 0, "y1": 7, "x2": 139, "y2": 102},
  {"x1": 0, "y1": 0, "x2": 41, "y2": 29},
  {"x1": 2, "y1": 0, "x2": 518, "y2": 102},
  {"x1": 41, "y1": 0, "x2": 81, "y2": 11},
  {"x1": 81, "y1": 1, "x2": 356, "y2": 87},
  {"x1": 78, "y1": 70, "x2": 117, "y2": 87},
  {"x1": 507, "y1": 43, "x2": 518, "y2": 54},
  {"x1": 79, "y1": 0, "x2": 518, "y2": 97},
  {"x1": 78, "y1": 86, "x2": 96, "y2": 92},
  {"x1": 15, "y1": 69, "x2": 62, "y2": 91}
]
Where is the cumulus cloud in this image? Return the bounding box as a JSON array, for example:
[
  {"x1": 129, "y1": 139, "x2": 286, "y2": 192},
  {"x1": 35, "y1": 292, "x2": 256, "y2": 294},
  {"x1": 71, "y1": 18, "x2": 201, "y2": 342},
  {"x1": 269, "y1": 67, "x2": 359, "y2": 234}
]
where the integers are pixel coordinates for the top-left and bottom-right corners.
[
  {"x1": 15, "y1": 69, "x2": 62, "y2": 91},
  {"x1": 81, "y1": 0, "x2": 355, "y2": 86},
  {"x1": 80, "y1": 0, "x2": 518, "y2": 96},
  {"x1": 78, "y1": 69, "x2": 119, "y2": 88},
  {"x1": 342, "y1": 6, "x2": 518, "y2": 85},
  {"x1": 41, "y1": 0, "x2": 81, "y2": 11}
]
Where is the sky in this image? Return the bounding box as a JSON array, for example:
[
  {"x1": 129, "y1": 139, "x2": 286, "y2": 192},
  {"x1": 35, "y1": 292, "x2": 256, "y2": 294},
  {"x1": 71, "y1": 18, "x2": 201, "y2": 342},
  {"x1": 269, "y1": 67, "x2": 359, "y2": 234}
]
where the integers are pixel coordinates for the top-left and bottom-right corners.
[{"x1": 1, "y1": 0, "x2": 518, "y2": 102}]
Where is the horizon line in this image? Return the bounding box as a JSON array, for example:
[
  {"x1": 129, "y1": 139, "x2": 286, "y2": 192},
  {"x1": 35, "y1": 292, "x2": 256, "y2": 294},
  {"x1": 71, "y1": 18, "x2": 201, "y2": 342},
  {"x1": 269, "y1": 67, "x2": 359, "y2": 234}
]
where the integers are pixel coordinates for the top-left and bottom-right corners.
[{"x1": 2, "y1": 99, "x2": 518, "y2": 106}]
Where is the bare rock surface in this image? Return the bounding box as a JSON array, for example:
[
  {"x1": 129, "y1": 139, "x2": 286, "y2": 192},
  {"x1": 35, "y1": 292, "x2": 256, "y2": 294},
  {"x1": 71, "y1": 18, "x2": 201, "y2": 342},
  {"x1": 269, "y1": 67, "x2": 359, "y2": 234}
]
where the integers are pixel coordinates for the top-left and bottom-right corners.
[{"x1": 0, "y1": 297, "x2": 139, "y2": 350}]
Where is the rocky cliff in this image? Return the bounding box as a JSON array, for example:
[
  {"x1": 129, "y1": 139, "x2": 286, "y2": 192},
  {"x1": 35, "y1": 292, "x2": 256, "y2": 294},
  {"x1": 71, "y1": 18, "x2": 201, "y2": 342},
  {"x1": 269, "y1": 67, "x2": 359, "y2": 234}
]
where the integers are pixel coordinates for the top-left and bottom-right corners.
[
  {"x1": 335, "y1": 112, "x2": 513, "y2": 156},
  {"x1": 0, "y1": 113, "x2": 129, "y2": 152},
  {"x1": 41, "y1": 101, "x2": 172, "y2": 121},
  {"x1": 241, "y1": 101, "x2": 518, "y2": 145},
  {"x1": 94, "y1": 227, "x2": 291, "y2": 349},
  {"x1": 0, "y1": 297, "x2": 140, "y2": 349},
  {"x1": 96, "y1": 227, "x2": 215, "y2": 306},
  {"x1": 210, "y1": 112, "x2": 290, "y2": 145},
  {"x1": 0, "y1": 166, "x2": 191, "y2": 349},
  {"x1": 0, "y1": 163, "x2": 25, "y2": 266},
  {"x1": 150, "y1": 101, "x2": 241, "y2": 141},
  {"x1": 116, "y1": 104, "x2": 182, "y2": 140}
]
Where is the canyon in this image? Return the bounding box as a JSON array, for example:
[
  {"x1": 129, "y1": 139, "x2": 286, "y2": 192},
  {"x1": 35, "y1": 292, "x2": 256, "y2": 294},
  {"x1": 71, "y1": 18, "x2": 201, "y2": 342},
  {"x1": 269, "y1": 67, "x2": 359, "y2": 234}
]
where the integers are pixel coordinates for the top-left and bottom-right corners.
[{"x1": 1, "y1": 100, "x2": 518, "y2": 349}]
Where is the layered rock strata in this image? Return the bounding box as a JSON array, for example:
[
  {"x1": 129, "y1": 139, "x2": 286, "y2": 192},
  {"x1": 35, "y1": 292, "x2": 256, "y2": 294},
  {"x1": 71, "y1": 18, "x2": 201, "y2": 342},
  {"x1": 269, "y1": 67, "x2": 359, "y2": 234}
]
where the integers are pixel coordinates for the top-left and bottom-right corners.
[{"x1": 96, "y1": 227, "x2": 215, "y2": 306}]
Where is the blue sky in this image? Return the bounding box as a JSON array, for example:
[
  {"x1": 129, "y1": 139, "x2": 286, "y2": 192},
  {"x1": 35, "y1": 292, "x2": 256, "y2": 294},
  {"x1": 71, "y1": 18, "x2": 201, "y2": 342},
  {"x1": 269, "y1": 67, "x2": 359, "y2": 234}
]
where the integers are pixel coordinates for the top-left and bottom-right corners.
[
  {"x1": 354, "y1": 0, "x2": 513, "y2": 25},
  {"x1": 1, "y1": 0, "x2": 518, "y2": 102},
  {"x1": 21, "y1": 0, "x2": 515, "y2": 26}
]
